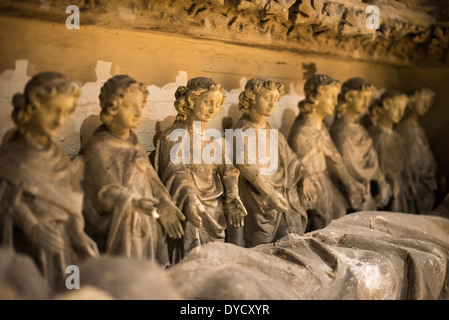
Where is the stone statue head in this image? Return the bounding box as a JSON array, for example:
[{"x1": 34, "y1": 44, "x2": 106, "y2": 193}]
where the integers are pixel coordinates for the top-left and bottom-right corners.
[
  {"x1": 238, "y1": 77, "x2": 285, "y2": 117},
  {"x1": 406, "y1": 87, "x2": 435, "y2": 117},
  {"x1": 12, "y1": 72, "x2": 80, "y2": 141},
  {"x1": 298, "y1": 74, "x2": 341, "y2": 119},
  {"x1": 174, "y1": 77, "x2": 226, "y2": 123},
  {"x1": 369, "y1": 90, "x2": 408, "y2": 126},
  {"x1": 336, "y1": 77, "x2": 373, "y2": 118},
  {"x1": 99, "y1": 75, "x2": 149, "y2": 130}
]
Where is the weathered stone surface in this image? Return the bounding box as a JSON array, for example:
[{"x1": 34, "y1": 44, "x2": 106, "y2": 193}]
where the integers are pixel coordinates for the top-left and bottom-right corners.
[
  {"x1": 168, "y1": 211, "x2": 449, "y2": 299},
  {"x1": 0, "y1": 0, "x2": 447, "y2": 65},
  {"x1": 73, "y1": 256, "x2": 183, "y2": 300},
  {"x1": 0, "y1": 248, "x2": 51, "y2": 300}
]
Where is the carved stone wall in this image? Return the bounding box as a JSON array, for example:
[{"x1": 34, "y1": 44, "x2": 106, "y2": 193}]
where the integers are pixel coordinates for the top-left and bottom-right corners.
[
  {"x1": 0, "y1": 1, "x2": 448, "y2": 182},
  {"x1": 1, "y1": 0, "x2": 448, "y2": 66}
]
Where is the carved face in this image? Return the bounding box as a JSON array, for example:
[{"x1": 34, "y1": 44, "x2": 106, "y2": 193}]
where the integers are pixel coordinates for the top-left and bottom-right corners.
[
  {"x1": 315, "y1": 84, "x2": 340, "y2": 116},
  {"x1": 410, "y1": 90, "x2": 434, "y2": 117},
  {"x1": 382, "y1": 95, "x2": 408, "y2": 124},
  {"x1": 28, "y1": 93, "x2": 76, "y2": 139},
  {"x1": 253, "y1": 88, "x2": 281, "y2": 117},
  {"x1": 346, "y1": 89, "x2": 373, "y2": 115},
  {"x1": 110, "y1": 89, "x2": 144, "y2": 130},
  {"x1": 190, "y1": 89, "x2": 224, "y2": 122}
]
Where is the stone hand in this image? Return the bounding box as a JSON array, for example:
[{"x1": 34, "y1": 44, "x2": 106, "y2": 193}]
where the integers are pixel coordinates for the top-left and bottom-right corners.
[
  {"x1": 264, "y1": 190, "x2": 288, "y2": 214},
  {"x1": 348, "y1": 181, "x2": 365, "y2": 208},
  {"x1": 158, "y1": 200, "x2": 186, "y2": 239},
  {"x1": 226, "y1": 196, "x2": 247, "y2": 228},
  {"x1": 376, "y1": 180, "x2": 392, "y2": 208},
  {"x1": 29, "y1": 221, "x2": 65, "y2": 254},
  {"x1": 184, "y1": 194, "x2": 204, "y2": 229},
  {"x1": 72, "y1": 230, "x2": 99, "y2": 258},
  {"x1": 301, "y1": 177, "x2": 319, "y2": 203},
  {"x1": 133, "y1": 196, "x2": 160, "y2": 218}
]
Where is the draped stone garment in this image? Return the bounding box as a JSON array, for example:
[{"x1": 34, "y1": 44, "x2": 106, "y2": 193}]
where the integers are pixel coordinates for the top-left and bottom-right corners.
[
  {"x1": 81, "y1": 125, "x2": 170, "y2": 265},
  {"x1": 169, "y1": 211, "x2": 449, "y2": 300},
  {"x1": 234, "y1": 116, "x2": 308, "y2": 247},
  {"x1": 396, "y1": 117, "x2": 438, "y2": 213},
  {"x1": 0, "y1": 130, "x2": 84, "y2": 287},
  {"x1": 288, "y1": 117, "x2": 350, "y2": 231},
  {"x1": 155, "y1": 121, "x2": 240, "y2": 256},
  {"x1": 330, "y1": 117, "x2": 386, "y2": 211},
  {"x1": 368, "y1": 125, "x2": 413, "y2": 213}
]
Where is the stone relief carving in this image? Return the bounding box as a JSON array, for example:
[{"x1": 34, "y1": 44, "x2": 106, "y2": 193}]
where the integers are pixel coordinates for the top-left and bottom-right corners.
[{"x1": 1, "y1": 0, "x2": 447, "y2": 65}]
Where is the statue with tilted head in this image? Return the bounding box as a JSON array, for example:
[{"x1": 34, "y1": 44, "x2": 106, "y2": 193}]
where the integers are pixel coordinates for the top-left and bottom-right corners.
[
  {"x1": 330, "y1": 77, "x2": 392, "y2": 211},
  {"x1": 367, "y1": 90, "x2": 414, "y2": 213},
  {"x1": 396, "y1": 87, "x2": 440, "y2": 213},
  {"x1": 0, "y1": 72, "x2": 98, "y2": 288},
  {"x1": 235, "y1": 77, "x2": 317, "y2": 247},
  {"x1": 80, "y1": 75, "x2": 185, "y2": 266},
  {"x1": 155, "y1": 77, "x2": 247, "y2": 261},
  {"x1": 288, "y1": 74, "x2": 365, "y2": 232}
]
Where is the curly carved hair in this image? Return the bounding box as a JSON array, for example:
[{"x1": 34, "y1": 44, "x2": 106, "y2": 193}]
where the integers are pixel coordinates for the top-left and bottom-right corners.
[
  {"x1": 335, "y1": 77, "x2": 373, "y2": 118},
  {"x1": 99, "y1": 75, "x2": 149, "y2": 126},
  {"x1": 174, "y1": 77, "x2": 226, "y2": 122},
  {"x1": 298, "y1": 74, "x2": 340, "y2": 119},
  {"x1": 368, "y1": 90, "x2": 407, "y2": 126},
  {"x1": 238, "y1": 77, "x2": 285, "y2": 114},
  {"x1": 12, "y1": 72, "x2": 80, "y2": 131}
]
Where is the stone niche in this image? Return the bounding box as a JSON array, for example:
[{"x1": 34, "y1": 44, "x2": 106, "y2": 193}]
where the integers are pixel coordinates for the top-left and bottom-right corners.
[{"x1": 0, "y1": 0, "x2": 448, "y2": 301}]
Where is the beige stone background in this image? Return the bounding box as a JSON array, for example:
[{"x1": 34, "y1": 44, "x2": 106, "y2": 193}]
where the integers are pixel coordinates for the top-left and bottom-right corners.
[{"x1": 0, "y1": 8, "x2": 448, "y2": 185}]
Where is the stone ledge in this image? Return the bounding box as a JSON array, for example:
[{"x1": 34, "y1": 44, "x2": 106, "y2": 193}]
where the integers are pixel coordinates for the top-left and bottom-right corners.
[{"x1": 0, "y1": 0, "x2": 448, "y2": 66}]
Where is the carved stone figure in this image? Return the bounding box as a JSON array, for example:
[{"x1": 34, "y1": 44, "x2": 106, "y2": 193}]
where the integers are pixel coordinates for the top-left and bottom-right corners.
[
  {"x1": 155, "y1": 77, "x2": 247, "y2": 260},
  {"x1": 235, "y1": 77, "x2": 316, "y2": 247},
  {"x1": 368, "y1": 90, "x2": 414, "y2": 213},
  {"x1": 80, "y1": 75, "x2": 185, "y2": 266},
  {"x1": 396, "y1": 87, "x2": 438, "y2": 213},
  {"x1": 0, "y1": 72, "x2": 99, "y2": 287},
  {"x1": 330, "y1": 77, "x2": 392, "y2": 211},
  {"x1": 289, "y1": 74, "x2": 365, "y2": 231}
]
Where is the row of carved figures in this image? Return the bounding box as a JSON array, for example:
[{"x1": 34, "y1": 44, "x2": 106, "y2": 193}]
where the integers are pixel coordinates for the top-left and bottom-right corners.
[{"x1": 0, "y1": 71, "x2": 445, "y2": 288}]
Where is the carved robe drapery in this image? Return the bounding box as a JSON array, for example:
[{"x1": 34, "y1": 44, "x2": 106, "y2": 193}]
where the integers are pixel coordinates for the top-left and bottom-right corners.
[
  {"x1": 235, "y1": 116, "x2": 308, "y2": 247},
  {"x1": 396, "y1": 117, "x2": 438, "y2": 213},
  {"x1": 81, "y1": 126, "x2": 171, "y2": 265},
  {"x1": 0, "y1": 130, "x2": 85, "y2": 287},
  {"x1": 156, "y1": 121, "x2": 240, "y2": 256},
  {"x1": 288, "y1": 118, "x2": 349, "y2": 231},
  {"x1": 368, "y1": 126, "x2": 413, "y2": 213},
  {"x1": 330, "y1": 117, "x2": 387, "y2": 211}
]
